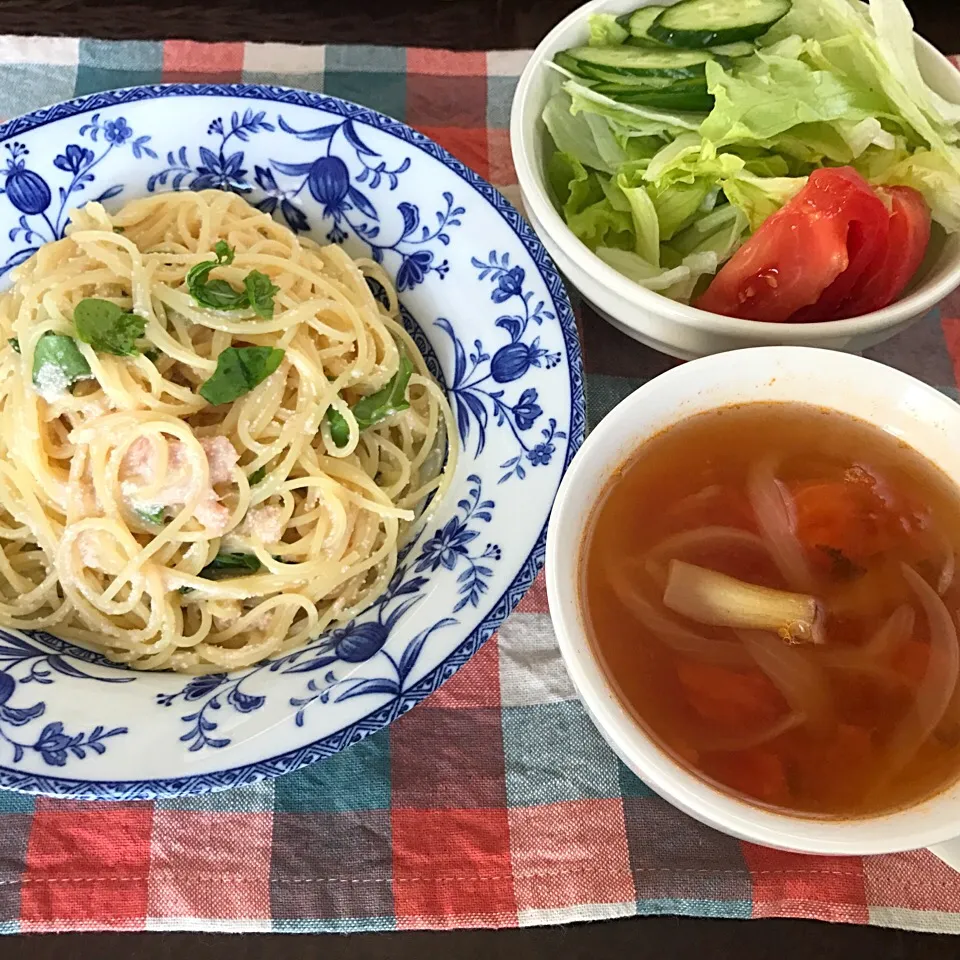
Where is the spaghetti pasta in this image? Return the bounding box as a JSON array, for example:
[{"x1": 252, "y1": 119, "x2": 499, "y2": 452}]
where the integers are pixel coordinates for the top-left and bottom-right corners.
[{"x1": 0, "y1": 189, "x2": 457, "y2": 672}]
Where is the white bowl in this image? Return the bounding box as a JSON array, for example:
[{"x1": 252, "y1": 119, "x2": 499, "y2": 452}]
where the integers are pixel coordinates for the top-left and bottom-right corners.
[
  {"x1": 510, "y1": 0, "x2": 960, "y2": 359},
  {"x1": 0, "y1": 84, "x2": 584, "y2": 800},
  {"x1": 546, "y1": 347, "x2": 960, "y2": 862}
]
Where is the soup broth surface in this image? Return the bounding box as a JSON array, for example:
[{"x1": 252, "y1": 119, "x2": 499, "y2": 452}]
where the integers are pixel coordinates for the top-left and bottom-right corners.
[{"x1": 582, "y1": 403, "x2": 960, "y2": 817}]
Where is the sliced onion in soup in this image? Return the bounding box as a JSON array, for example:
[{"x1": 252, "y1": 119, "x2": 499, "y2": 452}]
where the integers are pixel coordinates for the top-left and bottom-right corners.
[
  {"x1": 821, "y1": 605, "x2": 915, "y2": 670},
  {"x1": 738, "y1": 629, "x2": 834, "y2": 735},
  {"x1": 648, "y1": 525, "x2": 767, "y2": 563},
  {"x1": 607, "y1": 563, "x2": 749, "y2": 666},
  {"x1": 936, "y1": 531, "x2": 956, "y2": 596},
  {"x1": 666, "y1": 484, "x2": 723, "y2": 518},
  {"x1": 695, "y1": 710, "x2": 806, "y2": 753},
  {"x1": 747, "y1": 456, "x2": 816, "y2": 595},
  {"x1": 880, "y1": 565, "x2": 960, "y2": 778}
]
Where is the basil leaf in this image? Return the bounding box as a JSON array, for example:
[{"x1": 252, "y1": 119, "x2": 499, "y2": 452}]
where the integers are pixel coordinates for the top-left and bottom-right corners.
[
  {"x1": 353, "y1": 351, "x2": 414, "y2": 426},
  {"x1": 8, "y1": 338, "x2": 19, "y2": 354},
  {"x1": 186, "y1": 241, "x2": 238, "y2": 309},
  {"x1": 186, "y1": 240, "x2": 234, "y2": 287},
  {"x1": 192, "y1": 277, "x2": 249, "y2": 311},
  {"x1": 327, "y1": 349, "x2": 414, "y2": 448},
  {"x1": 32, "y1": 332, "x2": 92, "y2": 398},
  {"x1": 186, "y1": 241, "x2": 278, "y2": 317},
  {"x1": 199, "y1": 346, "x2": 285, "y2": 405},
  {"x1": 327, "y1": 407, "x2": 351, "y2": 447},
  {"x1": 248, "y1": 465, "x2": 267, "y2": 486},
  {"x1": 244, "y1": 271, "x2": 280, "y2": 319},
  {"x1": 135, "y1": 505, "x2": 166, "y2": 526},
  {"x1": 199, "y1": 551, "x2": 262, "y2": 580},
  {"x1": 74, "y1": 298, "x2": 146, "y2": 357}
]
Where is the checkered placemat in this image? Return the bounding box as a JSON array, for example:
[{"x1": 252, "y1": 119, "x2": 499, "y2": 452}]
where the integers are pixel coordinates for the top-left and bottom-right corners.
[{"x1": 0, "y1": 36, "x2": 959, "y2": 936}]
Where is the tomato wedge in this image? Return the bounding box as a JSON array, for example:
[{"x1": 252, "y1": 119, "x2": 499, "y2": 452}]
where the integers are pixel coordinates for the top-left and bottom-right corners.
[
  {"x1": 837, "y1": 185, "x2": 931, "y2": 319},
  {"x1": 695, "y1": 168, "x2": 891, "y2": 323},
  {"x1": 789, "y1": 169, "x2": 891, "y2": 323}
]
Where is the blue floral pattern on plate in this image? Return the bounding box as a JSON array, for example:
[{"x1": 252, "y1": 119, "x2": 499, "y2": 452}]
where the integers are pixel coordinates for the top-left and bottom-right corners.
[
  {"x1": 148, "y1": 109, "x2": 464, "y2": 291},
  {"x1": 0, "y1": 113, "x2": 155, "y2": 274},
  {"x1": 0, "y1": 84, "x2": 584, "y2": 800},
  {"x1": 0, "y1": 635, "x2": 129, "y2": 767}
]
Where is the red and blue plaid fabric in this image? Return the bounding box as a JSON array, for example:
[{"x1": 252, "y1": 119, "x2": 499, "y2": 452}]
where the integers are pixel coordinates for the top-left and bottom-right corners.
[{"x1": 0, "y1": 36, "x2": 958, "y2": 935}]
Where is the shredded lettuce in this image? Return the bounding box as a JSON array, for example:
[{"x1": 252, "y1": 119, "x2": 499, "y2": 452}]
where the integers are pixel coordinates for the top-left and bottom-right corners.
[
  {"x1": 541, "y1": 0, "x2": 960, "y2": 303},
  {"x1": 866, "y1": 147, "x2": 960, "y2": 232},
  {"x1": 543, "y1": 92, "x2": 621, "y2": 174},
  {"x1": 588, "y1": 12, "x2": 628, "y2": 47},
  {"x1": 699, "y1": 53, "x2": 886, "y2": 149},
  {"x1": 722, "y1": 173, "x2": 808, "y2": 231},
  {"x1": 547, "y1": 151, "x2": 635, "y2": 251},
  {"x1": 870, "y1": 0, "x2": 960, "y2": 126},
  {"x1": 564, "y1": 79, "x2": 706, "y2": 135},
  {"x1": 617, "y1": 172, "x2": 661, "y2": 264}
]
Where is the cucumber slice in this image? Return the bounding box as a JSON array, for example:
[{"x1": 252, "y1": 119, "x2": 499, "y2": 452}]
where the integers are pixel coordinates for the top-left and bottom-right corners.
[
  {"x1": 619, "y1": 5, "x2": 668, "y2": 44},
  {"x1": 591, "y1": 84, "x2": 714, "y2": 112},
  {"x1": 553, "y1": 51, "x2": 582, "y2": 75},
  {"x1": 590, "y1": 76, "x2": 708, "y2": 95},
  {"x1": 649, "y1": 0, "x2": 792, "y2": 47},
  {"x1": 576, "y1": 66, "x2": 686, "y2": 88},
  {"x1": 626, "y1": 34, "x2": 668, "y2": 50},
  {"x1": 563, "y1": 45, "x2": 714, "y2": 78},
  {"x1": 708, "y1": 41, "x2": 757, "y2": 58}
]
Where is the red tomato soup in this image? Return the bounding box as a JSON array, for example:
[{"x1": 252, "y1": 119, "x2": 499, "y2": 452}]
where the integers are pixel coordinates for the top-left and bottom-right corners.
[{"x1": 581, "y1": 403, "x2": 960, "y2": 817}]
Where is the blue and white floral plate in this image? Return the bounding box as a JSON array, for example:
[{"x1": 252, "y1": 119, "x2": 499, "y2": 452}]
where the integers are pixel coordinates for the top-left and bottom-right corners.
[{"x1": 0, "y1": 85, "x2": 584, "y2": 799}]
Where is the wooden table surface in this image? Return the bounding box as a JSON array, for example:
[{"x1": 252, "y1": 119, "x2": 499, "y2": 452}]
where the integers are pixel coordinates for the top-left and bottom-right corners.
[{"x1": 0, "y1": 0, "x2": 957, "y2": 955}]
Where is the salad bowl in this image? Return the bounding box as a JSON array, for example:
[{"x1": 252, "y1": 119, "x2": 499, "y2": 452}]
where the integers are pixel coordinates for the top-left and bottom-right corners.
[
  {"x1": 0, "y1": 84, "x2": 584, "y2": 799},
  {"x1": 511, "y1": 0, "x2": 960, "y2": 358}
]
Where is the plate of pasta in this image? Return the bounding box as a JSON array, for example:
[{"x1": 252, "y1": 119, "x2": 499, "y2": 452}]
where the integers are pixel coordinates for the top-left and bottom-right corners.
[{"x1": 0, "y1": 85, "x2": 583, "y2": 799}]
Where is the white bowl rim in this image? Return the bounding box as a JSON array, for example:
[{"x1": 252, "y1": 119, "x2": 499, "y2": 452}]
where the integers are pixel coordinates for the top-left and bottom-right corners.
[
  {"x1": 546, "y1": 346, "x2": 960, "y2": 854},
  {"x1": 510, "y1": 0, "x2": 960, "y2": 340}
]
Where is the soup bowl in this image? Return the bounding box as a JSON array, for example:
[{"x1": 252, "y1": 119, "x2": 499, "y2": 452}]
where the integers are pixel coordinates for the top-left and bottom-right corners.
[{"x1": 546, "y1": 346, "x2": 960, "y2": 863}]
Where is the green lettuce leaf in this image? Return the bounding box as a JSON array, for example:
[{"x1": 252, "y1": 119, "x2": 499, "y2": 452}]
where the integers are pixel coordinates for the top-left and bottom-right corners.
[
  {"x1": 866, "y1": 147, "x2": 960, "y2": 232},
  {"x1": 589, "y1": 13, "x2": 628, "y2": 47},
  {"x1": 667, "y1": 204, "x2": 749, "y2": 260},
  {"x1": 722, "y1": 173, "x2": 808, "y2": 231},
  {"x1": 699, "y1": 53, "x2": 883, "y2": 149},
  {"x1": 870, "y1": 0, "x2": 960, "y2": 126},
  {"x1": 547, "y1": 151, "x2": 603, "y2": 218},
  {"x1": 547, "y1": 151, "x2": 635, "y2": 251},
  {"x1": 564, "y1": 79, "x2": 706, "y2": 136},
  {"x1": 616, "y1": 172, "x2": 660, "y2": 264},
  {"x1": 647, "y1": 180, "x2": 715, "y2": 241},
  {"x1": 765, "y1": 0, "x2": 960, "y2": 168},
  {"x1": 639, "y1": 139, "x2": 747, "y2": 239},
  {"x1": 595, "y1": 247, "x2": 721, "y2": 301},
  {"x1": 738, "y1": 152, "x2": 795, "y2": 178},
  {"x1": 543, "y1": 92, "x2": 619, "y2": 173}
]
